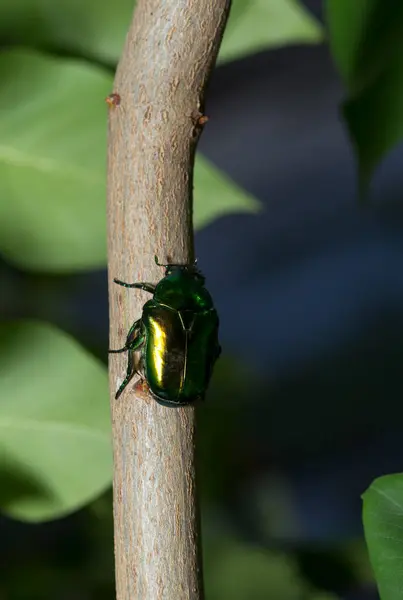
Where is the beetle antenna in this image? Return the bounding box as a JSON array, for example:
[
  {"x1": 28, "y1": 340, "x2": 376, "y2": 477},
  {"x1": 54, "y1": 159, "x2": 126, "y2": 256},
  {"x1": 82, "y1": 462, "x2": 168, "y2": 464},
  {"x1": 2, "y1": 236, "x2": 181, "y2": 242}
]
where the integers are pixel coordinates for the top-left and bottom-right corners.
[
  {"x1": 154, "y1": 255, "x2": 168, "y2": 267},
  {"x1": 154, "y1": 255, "x2": 199, "y2": 269}
]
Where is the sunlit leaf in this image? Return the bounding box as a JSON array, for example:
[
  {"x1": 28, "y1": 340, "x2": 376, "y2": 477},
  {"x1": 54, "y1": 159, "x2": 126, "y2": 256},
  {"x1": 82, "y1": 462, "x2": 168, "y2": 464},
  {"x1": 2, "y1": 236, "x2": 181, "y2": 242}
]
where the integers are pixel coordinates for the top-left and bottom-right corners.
[
  {"x1": 219, "y1": 0, "x2": 323, "y2": 64},
  {"x1": 0, "y1": 0, "x2": 134, "y2": 64},
  {"x1": 0, "y1": 320, "x2": 111, "y2": 522},
  {"x1": 0, "y1": 49, "x2": 111, "y2": 272},
  {"x1": 194, "y1": 155, "x2": 260, "y2": 229}
]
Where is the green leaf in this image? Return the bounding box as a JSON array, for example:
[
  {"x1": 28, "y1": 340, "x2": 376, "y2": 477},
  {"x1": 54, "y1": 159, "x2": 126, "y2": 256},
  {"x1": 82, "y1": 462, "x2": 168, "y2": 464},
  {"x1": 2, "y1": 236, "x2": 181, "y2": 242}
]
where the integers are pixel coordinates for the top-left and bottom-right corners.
[
  {"x1": 343, "y1": 65, "x2": 403, "y2": 193},
  {"x1": 0, "y1": 49, "x2": 112, "y2": 272},
  {"x1": 0, "y1": 320, "x2": 111, "y2": 522},
  {"x1": 326, "y1": 0, "x2": 403, "y2": 189},
  {"x1": 0, "y1": 0, "x2": 135, "y2": 64},
  {"x1": 327, "y1": 0, "x2": 403, "y2": 92},
  {"x1": 218, "y1": 0, "x2": 323, "y2": 64},
  {"x1": 362, "y1": 474, "x2": 403, "y2": 600},
  {"x1": 194, "y1": 155, "x2": 261, "y2": 229}
]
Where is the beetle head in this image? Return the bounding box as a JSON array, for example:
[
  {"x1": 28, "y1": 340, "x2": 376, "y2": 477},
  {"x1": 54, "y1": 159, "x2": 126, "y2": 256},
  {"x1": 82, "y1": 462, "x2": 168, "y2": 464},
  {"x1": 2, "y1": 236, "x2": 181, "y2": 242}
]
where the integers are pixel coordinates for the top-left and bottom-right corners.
[{"x1": 154, "y1": 256, "x2": 205, "y2": 284}]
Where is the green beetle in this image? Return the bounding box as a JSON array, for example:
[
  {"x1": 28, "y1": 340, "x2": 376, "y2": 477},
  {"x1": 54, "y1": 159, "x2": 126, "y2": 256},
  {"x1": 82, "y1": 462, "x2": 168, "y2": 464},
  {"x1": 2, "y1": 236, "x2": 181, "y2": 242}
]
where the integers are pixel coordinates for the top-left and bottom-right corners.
[{"x1": 109, "y1": 256, "x2": 221, "y2": 406}]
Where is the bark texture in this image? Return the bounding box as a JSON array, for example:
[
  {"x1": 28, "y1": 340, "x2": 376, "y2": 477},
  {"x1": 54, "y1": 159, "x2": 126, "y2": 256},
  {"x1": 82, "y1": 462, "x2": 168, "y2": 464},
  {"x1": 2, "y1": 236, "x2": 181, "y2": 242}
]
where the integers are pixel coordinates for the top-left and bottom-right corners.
[{"x1": 106, "y1": 1, "x2": 231, "y2": 599}]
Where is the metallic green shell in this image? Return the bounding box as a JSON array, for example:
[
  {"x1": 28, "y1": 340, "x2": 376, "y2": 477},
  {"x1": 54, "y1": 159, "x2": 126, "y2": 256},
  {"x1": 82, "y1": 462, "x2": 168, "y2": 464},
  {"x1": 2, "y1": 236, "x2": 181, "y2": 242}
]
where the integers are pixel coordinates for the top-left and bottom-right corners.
[{"x1": 142, "y1": 300, "x2": 220, "y2": 405}]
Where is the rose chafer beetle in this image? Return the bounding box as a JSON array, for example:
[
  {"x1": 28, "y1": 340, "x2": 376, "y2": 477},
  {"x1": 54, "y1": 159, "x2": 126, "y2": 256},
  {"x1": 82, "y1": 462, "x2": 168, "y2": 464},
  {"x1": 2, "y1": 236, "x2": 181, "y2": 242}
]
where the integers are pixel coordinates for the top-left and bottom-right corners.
[{"x1": 109, "y1": 256, "x2": 221, "y2": 407}]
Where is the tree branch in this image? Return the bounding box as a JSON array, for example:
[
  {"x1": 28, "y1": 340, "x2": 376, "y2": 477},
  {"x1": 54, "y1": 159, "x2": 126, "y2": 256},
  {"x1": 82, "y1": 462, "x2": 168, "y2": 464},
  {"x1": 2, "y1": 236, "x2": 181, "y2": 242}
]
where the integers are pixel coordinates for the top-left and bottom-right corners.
[{"x1": 106, "y1": 1, "x2": 231, "y2": 598}]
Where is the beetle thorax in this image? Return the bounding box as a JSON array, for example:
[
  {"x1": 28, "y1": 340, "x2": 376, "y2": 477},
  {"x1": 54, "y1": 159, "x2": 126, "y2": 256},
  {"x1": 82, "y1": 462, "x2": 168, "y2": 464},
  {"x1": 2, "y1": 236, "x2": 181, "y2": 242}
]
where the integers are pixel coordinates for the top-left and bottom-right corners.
[{"x1": 154, "y1": 269, "x2": 213, "y2": 310}]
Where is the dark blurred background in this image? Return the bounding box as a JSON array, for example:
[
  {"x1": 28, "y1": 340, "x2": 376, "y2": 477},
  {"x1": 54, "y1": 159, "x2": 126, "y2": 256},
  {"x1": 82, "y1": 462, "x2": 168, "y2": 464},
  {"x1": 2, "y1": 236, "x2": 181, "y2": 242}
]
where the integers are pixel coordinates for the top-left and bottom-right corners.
[{"x1": 2, "y1": 0, "x2": 402, "y2": 598}]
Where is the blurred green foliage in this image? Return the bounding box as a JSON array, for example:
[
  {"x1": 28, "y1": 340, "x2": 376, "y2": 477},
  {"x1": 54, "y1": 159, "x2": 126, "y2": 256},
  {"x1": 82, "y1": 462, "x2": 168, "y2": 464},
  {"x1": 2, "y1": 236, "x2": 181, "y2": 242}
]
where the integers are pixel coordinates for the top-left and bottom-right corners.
[
  {"x1": 0, "y1": 320, "x2": 111, "y2": 521},
  {"x1": 0, "y1": 50, "x2": 110, "y2": 271},
  {"x1": 0, "y1": 0, "x2": 135, "y2": 63},
  {"x1": 326, "y1": 0, "x2": 403, "y2": 191}
]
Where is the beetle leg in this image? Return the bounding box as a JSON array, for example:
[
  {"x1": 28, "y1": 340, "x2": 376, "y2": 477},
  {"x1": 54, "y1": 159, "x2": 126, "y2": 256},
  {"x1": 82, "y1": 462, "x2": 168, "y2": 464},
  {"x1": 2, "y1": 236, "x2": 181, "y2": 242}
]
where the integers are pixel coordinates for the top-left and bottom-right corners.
[
  {"x1": 108, "y1": 319, "x2": 141, "y2": 353},
  {"x1": 115, "y1": 348, "x2": 142, "y2": 400},
  {"x1": 108, "y1": 346, "x2": 127, "y2": 354},
  {"x1": 114, "y1": 331, "x2": 145, "y2": 400},
  {"x1": 113, "y1": 279, "x2": 155, "y2": 294}
]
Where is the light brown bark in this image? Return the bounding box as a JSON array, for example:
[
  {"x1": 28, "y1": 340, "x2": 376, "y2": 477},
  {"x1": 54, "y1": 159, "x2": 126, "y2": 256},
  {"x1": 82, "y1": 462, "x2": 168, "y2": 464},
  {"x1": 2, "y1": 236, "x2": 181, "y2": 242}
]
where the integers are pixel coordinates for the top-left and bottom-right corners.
[{"x1": 106, "y1": 1, "x2": 231, "y2": 598}]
